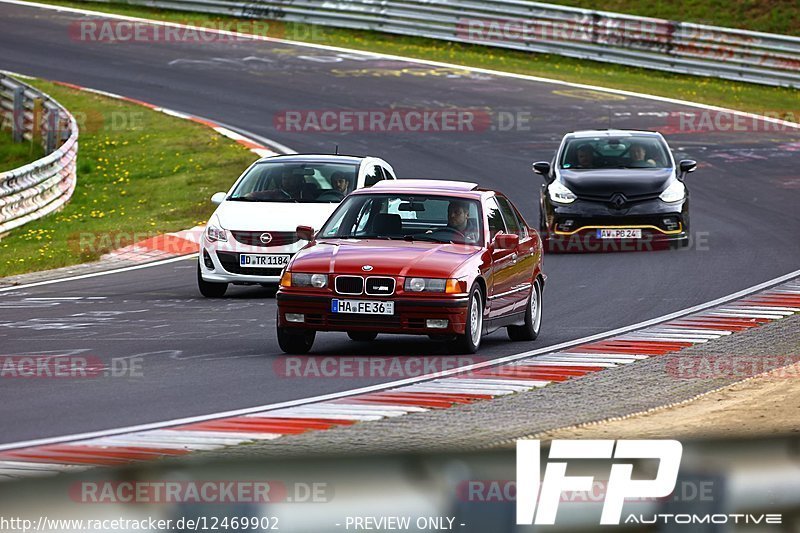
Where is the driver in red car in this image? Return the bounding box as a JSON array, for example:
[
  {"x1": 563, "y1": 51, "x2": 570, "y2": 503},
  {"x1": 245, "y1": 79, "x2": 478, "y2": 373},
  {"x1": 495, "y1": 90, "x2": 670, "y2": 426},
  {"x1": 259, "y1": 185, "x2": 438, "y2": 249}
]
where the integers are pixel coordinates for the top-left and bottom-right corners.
[
  {"x1": 447, "y1": 201, "x2": 469, "y2": 232},
  {"x1": 448, "y1": 200, "x2": 479, "y2": 242}
]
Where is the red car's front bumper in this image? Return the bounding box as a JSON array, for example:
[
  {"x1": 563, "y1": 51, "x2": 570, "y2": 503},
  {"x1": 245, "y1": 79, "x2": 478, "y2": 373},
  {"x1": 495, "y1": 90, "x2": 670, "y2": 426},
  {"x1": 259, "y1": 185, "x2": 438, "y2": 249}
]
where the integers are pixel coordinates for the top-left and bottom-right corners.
[{"x1": 277, "y1": 292, "x2": 470, "y2": 335}]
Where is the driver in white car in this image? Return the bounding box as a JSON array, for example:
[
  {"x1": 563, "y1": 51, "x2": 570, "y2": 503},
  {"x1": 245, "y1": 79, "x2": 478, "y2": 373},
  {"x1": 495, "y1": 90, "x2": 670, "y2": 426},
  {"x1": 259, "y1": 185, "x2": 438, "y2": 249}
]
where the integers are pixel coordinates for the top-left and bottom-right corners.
[{"x1": 330, "y1": 171, "x2": 351, "y2": 195}]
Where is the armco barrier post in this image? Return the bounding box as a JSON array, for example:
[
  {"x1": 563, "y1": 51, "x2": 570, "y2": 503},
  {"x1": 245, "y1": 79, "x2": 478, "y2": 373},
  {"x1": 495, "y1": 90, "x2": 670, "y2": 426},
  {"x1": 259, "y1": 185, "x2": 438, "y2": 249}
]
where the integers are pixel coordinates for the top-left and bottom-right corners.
[
  {"x1": 12, "y1": 83, "x2": 24, "y2": 142},
  {"x1": 32, "y1": 97, "x2": 43, "y2": 143},
  {"x1": 45, "y1": 103, "x2": 59, "y2": 153}
]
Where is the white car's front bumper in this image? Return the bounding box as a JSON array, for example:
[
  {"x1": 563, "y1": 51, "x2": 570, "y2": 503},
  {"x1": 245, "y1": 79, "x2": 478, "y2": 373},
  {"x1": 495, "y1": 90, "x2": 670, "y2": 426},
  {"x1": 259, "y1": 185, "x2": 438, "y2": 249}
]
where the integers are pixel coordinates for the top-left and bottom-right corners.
[{"x1": 199, "y1": 233, "x2": 307, "y2": 285}]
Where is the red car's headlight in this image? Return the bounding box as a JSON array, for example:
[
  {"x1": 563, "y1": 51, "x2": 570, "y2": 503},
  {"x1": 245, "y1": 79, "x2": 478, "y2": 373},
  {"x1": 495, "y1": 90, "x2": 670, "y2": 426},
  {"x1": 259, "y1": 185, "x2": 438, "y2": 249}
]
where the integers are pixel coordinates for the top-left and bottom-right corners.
[
  {"x1": 284, "y1": 272, "x2": 328, "y2": 288},
  {"x1": 404, "y1": 278, "x2": 466, "y2": 294}
]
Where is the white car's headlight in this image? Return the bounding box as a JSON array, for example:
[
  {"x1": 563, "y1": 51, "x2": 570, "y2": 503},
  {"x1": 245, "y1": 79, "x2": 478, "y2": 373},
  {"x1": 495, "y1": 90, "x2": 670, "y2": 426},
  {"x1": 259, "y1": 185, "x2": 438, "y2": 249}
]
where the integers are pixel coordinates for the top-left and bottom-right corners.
[
  {"x1": 206, "y1": 224, "x2": 227, "y2": 242},
  {"x1": 548, "y1": 181, "x2": 577, "y2": 204},
  {"x1": 659, "y1": 181, "x2": 686, "y2": 203}
]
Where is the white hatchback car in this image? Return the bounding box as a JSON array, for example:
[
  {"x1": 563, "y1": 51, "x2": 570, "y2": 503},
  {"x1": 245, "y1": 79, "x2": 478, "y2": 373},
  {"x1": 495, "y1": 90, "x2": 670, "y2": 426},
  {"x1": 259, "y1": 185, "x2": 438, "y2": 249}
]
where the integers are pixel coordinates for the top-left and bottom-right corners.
[{"x1": 198, "y1": 154, "x2": 397, "y2": 297}]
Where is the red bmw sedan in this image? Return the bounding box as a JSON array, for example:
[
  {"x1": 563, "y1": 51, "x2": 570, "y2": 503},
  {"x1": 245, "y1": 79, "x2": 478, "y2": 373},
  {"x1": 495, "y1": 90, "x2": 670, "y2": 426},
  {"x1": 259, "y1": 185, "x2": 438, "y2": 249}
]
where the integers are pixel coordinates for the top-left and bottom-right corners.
[{"x1": 276, "y1": 180, "x2": 545, "y2": 354}]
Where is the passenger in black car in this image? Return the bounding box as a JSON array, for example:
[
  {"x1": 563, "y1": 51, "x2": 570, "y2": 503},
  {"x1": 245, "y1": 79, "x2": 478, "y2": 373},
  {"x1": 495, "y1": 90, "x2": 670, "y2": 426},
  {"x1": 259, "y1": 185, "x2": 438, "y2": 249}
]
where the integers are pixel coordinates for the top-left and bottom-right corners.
[{"x1": 629, "y1": 143, "x2": 657, "y2": 167}]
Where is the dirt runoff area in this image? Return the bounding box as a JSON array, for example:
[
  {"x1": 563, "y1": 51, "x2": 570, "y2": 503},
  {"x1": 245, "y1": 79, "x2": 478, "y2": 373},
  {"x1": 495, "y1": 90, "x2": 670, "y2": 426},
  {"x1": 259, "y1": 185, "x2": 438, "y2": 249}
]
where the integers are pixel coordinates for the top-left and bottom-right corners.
[{"x1": 535, "y1": 361, "x2": 800, "y2": 441}]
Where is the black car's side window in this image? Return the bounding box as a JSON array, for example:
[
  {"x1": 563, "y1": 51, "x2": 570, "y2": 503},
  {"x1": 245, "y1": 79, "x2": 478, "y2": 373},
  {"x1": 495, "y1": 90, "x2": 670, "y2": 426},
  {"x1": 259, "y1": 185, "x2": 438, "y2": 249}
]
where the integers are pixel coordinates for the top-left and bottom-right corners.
[{"x1": 485, "y1": 197, "x2": 507, "y2": 240}]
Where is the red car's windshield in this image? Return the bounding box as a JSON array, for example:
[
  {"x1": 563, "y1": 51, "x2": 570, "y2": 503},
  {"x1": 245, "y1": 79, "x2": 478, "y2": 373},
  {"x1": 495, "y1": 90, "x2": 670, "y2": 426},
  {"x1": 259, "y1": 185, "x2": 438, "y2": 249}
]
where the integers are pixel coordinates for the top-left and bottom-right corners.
[{"x1": 319, "y1": 194, "x2": 483, "y2": 245}]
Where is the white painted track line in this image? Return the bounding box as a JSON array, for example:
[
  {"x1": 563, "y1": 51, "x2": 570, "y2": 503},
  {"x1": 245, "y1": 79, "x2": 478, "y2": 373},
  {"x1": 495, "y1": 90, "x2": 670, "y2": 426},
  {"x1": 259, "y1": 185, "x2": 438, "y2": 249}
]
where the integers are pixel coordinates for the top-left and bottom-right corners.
[
  {"x1": 245, "y1": 411, "x2": 384, "y2": 421},
  {"x1": 645, "y1": 328, "x2": 730, "y2": 336},
  {"x1": 513, "y1": 360, "x2": 618, "y2": 368},
  {"x1": 398, "y1": 383, "x2": 519, "y2": 394},
  {"x1": 0, "y1": 460, "x2": 86, "y2": 472},
  {"x1": 79, "y1": 436, "x2": 220, "y2": 450},
  {"x1": 542, "y1": 352, "x2": 650, "y2": 361}
]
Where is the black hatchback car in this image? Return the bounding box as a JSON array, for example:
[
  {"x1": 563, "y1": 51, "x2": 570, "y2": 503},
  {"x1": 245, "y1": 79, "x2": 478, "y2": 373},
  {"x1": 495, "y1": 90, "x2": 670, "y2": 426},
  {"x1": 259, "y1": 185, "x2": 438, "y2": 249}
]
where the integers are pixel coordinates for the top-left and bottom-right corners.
[{"x1": 533, "y1": 130, "x2": 696, "y2": 252}]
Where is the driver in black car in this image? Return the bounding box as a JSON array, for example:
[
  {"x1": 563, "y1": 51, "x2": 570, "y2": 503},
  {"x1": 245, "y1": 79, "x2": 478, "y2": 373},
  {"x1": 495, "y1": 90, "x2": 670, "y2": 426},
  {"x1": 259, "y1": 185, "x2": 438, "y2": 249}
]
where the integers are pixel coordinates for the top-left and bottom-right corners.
[{"x1": 575, "y1": 144, "x2": 595, "y2": 168}]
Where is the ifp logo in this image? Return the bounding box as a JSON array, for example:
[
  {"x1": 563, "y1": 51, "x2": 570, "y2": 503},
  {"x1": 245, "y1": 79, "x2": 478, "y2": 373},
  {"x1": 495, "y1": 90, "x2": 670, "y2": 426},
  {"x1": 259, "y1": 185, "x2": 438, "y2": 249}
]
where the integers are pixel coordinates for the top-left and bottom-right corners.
[{"x1": 516, "y1": 439, "x2": 682, "y2": 525}]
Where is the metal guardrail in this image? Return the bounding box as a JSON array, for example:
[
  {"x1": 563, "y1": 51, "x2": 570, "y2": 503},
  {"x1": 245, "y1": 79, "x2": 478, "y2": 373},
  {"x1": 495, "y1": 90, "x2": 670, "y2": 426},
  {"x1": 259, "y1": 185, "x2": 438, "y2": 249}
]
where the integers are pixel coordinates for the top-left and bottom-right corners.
[
  {"x1": 80, "y1": 0, "x2": 800, "y2": 88},
  {"x1": 0, "y1": 74, "x2": 78, "y2": 237}
]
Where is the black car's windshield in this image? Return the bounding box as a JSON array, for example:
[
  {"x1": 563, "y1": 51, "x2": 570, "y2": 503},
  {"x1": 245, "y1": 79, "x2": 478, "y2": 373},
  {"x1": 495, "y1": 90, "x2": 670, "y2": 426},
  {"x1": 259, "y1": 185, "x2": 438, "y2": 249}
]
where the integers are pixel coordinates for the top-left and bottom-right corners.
[
  {"x1": 228, "y1": 161, "x2": 358, "y2": 203},
  {"x1": 559, "y1": 136, "x2": 671, "y2": 170},
  {"x1": 319, "y1": 194, "x2": 483, "y2": 245}
]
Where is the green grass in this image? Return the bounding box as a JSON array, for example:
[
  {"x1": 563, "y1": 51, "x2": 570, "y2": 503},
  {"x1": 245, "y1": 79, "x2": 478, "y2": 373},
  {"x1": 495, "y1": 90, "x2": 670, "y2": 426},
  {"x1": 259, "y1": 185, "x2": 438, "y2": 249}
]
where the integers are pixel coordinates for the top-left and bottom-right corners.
[
  {"x1": 37, "y1": 0, "x2": 799, "y2": 119},
  {"x1": 0, "y1": 80, "x2": 257, "y2": 277},
  {"x1": 0, "y1": 129, "x2": 45, "y2": 172},
  {"x1": 546, "y1": 0, "x2": 800, "y2": 36}
]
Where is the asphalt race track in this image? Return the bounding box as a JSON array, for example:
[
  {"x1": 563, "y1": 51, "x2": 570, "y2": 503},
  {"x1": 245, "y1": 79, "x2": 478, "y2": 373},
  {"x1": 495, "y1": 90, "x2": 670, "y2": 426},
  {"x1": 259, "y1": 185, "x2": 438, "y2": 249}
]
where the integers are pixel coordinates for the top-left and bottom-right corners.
[{"x1": 0, "y1": 2, "x2": 798, "y2": 444}]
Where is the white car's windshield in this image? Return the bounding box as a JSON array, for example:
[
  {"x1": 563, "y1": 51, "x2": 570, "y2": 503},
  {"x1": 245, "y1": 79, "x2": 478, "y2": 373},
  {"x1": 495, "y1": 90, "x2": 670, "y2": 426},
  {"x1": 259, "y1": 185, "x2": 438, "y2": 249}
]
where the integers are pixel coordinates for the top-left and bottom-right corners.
[
  {"x1": 560, "y1": 136, "x2": 671, "y2": 170},
  {"x1": 228, "y1": 161, "x2": 358, "y2": 203},
  {"x1": 320, "y1": 194, "x2": 483, "y2": 245}
]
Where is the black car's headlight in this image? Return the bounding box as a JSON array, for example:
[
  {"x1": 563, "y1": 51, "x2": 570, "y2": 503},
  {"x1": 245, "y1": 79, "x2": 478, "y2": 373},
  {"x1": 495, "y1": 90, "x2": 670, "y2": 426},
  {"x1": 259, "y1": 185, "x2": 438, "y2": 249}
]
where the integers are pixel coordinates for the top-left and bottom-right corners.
[
  {"x1": 548, "y1": 181, "x2": 577, "y2": 204},
  {"x1": 659, "y1": 181, "x2": 686, "y2": 203}
]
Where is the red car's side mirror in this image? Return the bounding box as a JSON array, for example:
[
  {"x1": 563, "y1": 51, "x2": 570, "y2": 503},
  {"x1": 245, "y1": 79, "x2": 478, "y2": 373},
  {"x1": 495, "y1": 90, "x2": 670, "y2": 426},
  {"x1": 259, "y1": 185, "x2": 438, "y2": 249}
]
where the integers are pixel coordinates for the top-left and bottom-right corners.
[
  {"x1": 296, "y1": 225, "x2": 315, "y2": 241},
  {"x1": 494, "y1": 233, "x2": 519, "y2": 250}
]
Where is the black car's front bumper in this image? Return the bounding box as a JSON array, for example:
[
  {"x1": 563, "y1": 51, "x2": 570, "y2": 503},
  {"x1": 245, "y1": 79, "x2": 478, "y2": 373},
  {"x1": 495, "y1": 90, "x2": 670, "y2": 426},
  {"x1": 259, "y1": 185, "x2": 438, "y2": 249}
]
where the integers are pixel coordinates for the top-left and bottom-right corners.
[{"x1": 542, "y1": 197, "x2": 689, "y2": 252}]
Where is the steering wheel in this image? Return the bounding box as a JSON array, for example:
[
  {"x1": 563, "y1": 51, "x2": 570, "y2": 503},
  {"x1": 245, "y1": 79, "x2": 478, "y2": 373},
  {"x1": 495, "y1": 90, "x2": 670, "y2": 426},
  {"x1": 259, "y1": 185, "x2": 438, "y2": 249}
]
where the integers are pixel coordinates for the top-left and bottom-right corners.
[
  {"x1": 316, "y1": 190, "x2": 344, "y2": 202},
  {"x1": 430, "y1": 226, "x2": 466, "y2": 240}
]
